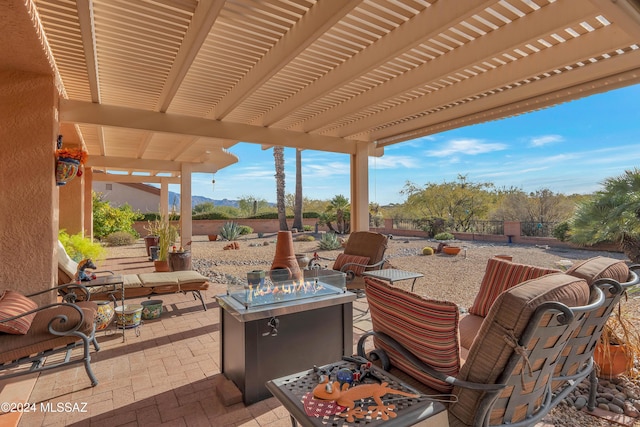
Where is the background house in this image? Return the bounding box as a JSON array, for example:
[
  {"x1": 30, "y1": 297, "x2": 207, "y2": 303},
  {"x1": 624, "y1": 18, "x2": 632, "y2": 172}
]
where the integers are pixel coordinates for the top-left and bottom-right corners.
[{"x1": 93, "y1": 182, "x2": 160, "y2": 213}]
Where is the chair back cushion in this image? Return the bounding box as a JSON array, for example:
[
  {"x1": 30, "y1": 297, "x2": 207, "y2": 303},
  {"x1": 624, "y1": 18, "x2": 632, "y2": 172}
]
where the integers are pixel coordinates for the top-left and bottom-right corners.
[
  {"x1": 566, "y1": 256, "x2": 629, "y2": 285},
  {"x1": 450, "y1": 273, "x2": 589, "y2": 426},
  {"x1": 343, "y1": 232, "x2": 388, "y2": 270},
  {"x1": 365, "y1": 277, "x2": 460, "y2": 393},
  {"x1": 0, "y1": 290, "x2": 38, "y2": 335},
  {"x1": 469, "y1": 257, "x2": 560, "y2": 317},
  {"x1": 57, "y1": 240, "x2": 78, "y2": 284}
]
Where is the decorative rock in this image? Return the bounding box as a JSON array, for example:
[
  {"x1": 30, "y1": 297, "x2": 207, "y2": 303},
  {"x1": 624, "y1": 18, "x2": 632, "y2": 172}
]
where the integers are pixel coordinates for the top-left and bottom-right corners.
[
  {"x1": 574, "y1": 396, "x2": 587, "y2": 410},
  {"x1": 608, "y1": 403, "x2": 625, "y2": 414},
  {"x1": 611, "y1": 397, "x2": 626, "y2": 408},
  {"x1": 598, "y1": 403, "x2": 610, "y2": 411},
  {"x1": 601, "y1": 392, "x2": 614, "y2": 401}
]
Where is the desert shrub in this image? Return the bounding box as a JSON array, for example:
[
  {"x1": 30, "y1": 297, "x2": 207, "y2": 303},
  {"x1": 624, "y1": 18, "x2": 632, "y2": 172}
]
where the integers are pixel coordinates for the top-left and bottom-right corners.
[
  {"x1": 93, "y1": 192, "x2": 140, "y2": 239},
  {"x1": 238, "y1": 225, "x2": 253, "y2": 235},
  {"x1": 434, "y1": 232, "x2": 455, "y2": 241},
  {"x1": 192, "y1": 211, "x2": 232, "y2": 220},
  {"x1": 422, "y1": 246, "x2": 434, "y2": 255},
  {"x1": 220, "y1": 222, "x2": 241, "y2": 241},
  {"x1": 105, "y1": 231, "x2": 136, "y2": 246},
  {"x1": 58, "y1": 230, "x2": 106, "y2": 262},
  {"x1": 553, "y1": 221, "x2": 571, "y2": 242},
  {"x1": 303, "y1": 225, "x2": 313, "y2": 231},
  {"x1": 318, "y1": 232, "x2": 341, "y2": 250},
  {"x1": 296, "y1": 234, "x2": 315, "y2": 242}
]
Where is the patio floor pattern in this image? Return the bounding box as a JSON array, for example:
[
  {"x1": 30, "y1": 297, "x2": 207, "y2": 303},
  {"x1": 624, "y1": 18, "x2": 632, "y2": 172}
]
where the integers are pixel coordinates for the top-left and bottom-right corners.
[{"x1": 12, "y1": 244, "x2": 373, "y2": 427}]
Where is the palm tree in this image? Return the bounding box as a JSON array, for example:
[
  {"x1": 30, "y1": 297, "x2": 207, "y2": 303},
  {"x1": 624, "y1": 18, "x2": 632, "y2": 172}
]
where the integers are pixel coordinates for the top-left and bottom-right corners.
[
  {"x1": 325, "y1": 195, "x2": 350, "y2": 234},
  {"x1": 570, "y1": 168, "x2": 640, "y2": 262},
  {"x1": 292, "y1": 148, "x2": 303, "y2": 231},
  {"x1": 273, "y1": 146, "x2": 288, "y2": 230}
]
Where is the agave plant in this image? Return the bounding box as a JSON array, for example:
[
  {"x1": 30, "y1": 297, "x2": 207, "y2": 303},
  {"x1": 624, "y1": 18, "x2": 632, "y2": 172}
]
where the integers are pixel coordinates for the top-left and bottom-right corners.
[
  {"x1": 318, "y1": 232, "x2": 342, "y2": 250},
  {"x1": 220, "y1": 221, "x2": 241, "y2": 241}
]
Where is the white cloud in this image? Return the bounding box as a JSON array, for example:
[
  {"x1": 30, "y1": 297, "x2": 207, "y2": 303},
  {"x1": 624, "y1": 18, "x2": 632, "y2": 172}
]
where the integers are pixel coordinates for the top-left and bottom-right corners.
[
  {"x1": 425, "y1": 138, "x2": 507, "y2": 157},
  {"x1": 304, "y1": 162, "x2": 351, "y2": 178},
  {"x1": 529, "y1": 135, "x2": 564, "y2": 147},
  {"x1": 369, "y1": 155, "x2": 419, "y2": 169}
]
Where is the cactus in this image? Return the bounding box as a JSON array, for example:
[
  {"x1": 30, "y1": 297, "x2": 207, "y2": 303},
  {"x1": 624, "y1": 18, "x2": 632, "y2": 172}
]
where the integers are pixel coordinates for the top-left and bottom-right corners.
[
  {"x1": 220, "y1": 221, "x2": 241, "y2": 241},
  {"x1": 422, "y1": 246, "x2": 434, "y2": 256},
  {"x1": 318, "y1": 232, "x2": 342, "y2": 250}
]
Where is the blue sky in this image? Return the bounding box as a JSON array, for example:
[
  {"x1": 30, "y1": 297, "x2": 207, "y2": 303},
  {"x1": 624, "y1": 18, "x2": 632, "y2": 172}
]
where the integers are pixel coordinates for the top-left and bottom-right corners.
[{"x1": 186, "y1": 83, "x2": 640, "y2": 206}]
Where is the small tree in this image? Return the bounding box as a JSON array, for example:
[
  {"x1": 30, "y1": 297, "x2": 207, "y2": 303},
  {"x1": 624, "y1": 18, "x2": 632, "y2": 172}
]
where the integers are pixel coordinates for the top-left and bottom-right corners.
[
  {"x1": 92, "y1": 192, "x2": 140, "y2": 239},
  {"x1": 570, "y1": 168, "x2": 640, "y2": 262}
]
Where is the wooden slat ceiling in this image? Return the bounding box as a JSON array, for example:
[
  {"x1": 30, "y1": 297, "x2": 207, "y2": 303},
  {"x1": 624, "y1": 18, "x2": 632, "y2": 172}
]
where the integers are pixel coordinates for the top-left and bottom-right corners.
[{"x1": 31, "y1": 0, "x2": 640, "y2": 176}]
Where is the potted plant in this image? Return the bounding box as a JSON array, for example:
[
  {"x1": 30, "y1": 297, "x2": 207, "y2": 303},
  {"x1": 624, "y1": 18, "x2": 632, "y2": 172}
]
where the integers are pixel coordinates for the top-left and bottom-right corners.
[
  {"x1": 595, "y1": 296, "x2": 640, "y2": 379},
  {"x1": 154, "y1": 214, "x2": 179, "y2": 272},
  {"x1": 55, "y1": 135, "x2": 88, "y2": 186}
]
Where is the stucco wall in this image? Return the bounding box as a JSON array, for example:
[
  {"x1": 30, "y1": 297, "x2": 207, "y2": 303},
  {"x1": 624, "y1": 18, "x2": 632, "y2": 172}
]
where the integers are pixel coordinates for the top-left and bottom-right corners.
[
  {"x1": 94, "y1": 182, "x2": 160, "y2": 213},
  {"x1": 0, "y1": 71, "x2": 58, "y2": 303}
]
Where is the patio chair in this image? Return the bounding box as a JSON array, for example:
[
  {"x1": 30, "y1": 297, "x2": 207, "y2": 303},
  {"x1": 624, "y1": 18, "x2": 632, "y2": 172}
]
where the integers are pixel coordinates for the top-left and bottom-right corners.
[
  {"x1": 357, "y1": 272, "x2": 604, "y2": 427},
  {"x1": 0, "y1": 284, "x2": 100, "y2": 386},
  {"x1": 311, "y1": 231, "x2": 388, "y2": 294}
]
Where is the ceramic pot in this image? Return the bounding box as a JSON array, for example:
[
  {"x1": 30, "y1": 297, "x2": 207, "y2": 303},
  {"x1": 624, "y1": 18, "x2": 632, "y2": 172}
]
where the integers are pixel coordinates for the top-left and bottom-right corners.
[
  {"x1": 154, "y1": 260, "x2": 170, "y2": 272},
  {"x1": 169, "y1": 250, "x2": 191, "y2": 271},
  {"x1": 295, "y1": 253, "x2": 310, "y2": 268},
  {"x1": 443, "y1": 246, "x2": 461, "y2": 255},
  {"x1": 594, "y1": 342, "x2": 630, "y2": 378},
  {"x1": 55, "y1": 157, "x2": 80, "y2": 186},
  {"x1": 141, "y1": 300, "x2": 163, "y2": 320},
  {"x1": 144, "y1": 235, "x2": 159, "y2": 256},
  {"x1": 208, "y1": 234, "x2": 218, "y2": 241},
  {"x1": 95, "y1": 301, "x2": 115, "y2": 331}
]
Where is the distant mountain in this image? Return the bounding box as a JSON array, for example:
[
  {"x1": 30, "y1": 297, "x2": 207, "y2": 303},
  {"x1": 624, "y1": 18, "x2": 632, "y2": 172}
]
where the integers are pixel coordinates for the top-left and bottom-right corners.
[{"x1": 168, "y1": 191, "x2": 239, "y2": 208}]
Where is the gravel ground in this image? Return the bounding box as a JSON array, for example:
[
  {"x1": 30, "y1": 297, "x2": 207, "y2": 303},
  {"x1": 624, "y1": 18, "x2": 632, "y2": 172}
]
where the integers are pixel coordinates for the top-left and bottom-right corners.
[{"x1": 110, "y1": 233, "x2": 640, "y2": 426}]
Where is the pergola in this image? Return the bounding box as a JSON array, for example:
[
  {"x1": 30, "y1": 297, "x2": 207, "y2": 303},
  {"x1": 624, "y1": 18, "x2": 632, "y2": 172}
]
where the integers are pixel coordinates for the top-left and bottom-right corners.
[{"x1": 2, "y1": 0, "x2": 640, "y2": 293}]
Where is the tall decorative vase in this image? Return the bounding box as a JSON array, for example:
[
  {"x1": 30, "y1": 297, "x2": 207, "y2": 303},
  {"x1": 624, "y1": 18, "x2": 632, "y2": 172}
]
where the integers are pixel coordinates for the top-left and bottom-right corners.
[
  {"x1": 55, "y1": 157, "x2": 80, "y2": 186},
  {"x1": 94, "y1": 301, "x2": 115, "y2": 331},
  {"x1": 270, "y1": 231, "x2": 301, "y2": 280}
]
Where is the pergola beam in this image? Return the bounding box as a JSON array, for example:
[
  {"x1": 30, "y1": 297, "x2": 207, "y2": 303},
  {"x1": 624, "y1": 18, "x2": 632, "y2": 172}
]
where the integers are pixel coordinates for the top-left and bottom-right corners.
[
  {"x1": 342, "y1": 24, "x2": 633, "y2": 139},
  {"x1": 60, "y1": 100, "x2": 358, "y2": 154},
  {"x1": 260, "y1": 0, "x2": 496, "y2": 127},
  {"x1": 213, "y1": 0, "x2": 360, "y2": 120}
]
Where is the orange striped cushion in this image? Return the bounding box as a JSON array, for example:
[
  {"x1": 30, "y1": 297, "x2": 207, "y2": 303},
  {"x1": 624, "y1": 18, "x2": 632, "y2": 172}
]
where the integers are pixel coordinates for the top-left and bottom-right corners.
[
  {"x1": 365, "y1": 277, "x2": 460, "y2": 393},
  {"x1": 0, "y1": 290, "x2": 38, "y2": 335},
  {"x1": 333, "y1": 254, "x2": 370, "y2": 276},
  {"x1": 469, "y1": 258, "x2": 560, "y2": 317}
]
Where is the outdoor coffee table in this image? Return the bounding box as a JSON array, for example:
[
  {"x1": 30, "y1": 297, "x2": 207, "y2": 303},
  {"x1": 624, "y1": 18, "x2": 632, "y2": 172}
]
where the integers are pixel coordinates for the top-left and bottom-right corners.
[
  {"x1": 362, "y1": 269, "x2": 424, "y2": 292},
  {"x1": 266, "y1": 359, "x2": 447, "y2": 427}
]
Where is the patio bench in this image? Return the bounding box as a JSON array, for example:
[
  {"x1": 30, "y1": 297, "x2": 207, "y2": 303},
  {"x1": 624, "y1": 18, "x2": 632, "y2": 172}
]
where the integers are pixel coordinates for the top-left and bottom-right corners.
[{"x1": 0, "y1": 284, "x2": 100, "y2": 387}]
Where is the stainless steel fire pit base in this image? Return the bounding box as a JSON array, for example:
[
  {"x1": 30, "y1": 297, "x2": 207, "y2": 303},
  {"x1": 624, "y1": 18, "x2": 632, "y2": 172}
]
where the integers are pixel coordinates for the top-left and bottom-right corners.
[{"x1": 217, "y1": 290, "x2": 356, "y2": 405}]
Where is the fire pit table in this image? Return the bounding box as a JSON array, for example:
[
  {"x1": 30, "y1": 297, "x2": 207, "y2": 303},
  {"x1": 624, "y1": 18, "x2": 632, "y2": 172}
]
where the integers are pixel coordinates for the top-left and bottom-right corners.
[{"x1": 217, "y1": 269, "x2": 356, "y2": 404}]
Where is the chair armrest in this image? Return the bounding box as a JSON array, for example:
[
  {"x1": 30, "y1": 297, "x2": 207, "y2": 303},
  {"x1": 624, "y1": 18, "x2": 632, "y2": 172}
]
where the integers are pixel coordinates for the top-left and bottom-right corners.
[
  {"x1": 0, "y1": 301, "x2": 88, "y2": 336},
  {"x1": 356, "y1": 330, "x2": 505, "y2": 392},
  {"x1": 27, "y1": 283, "x2": 91, "y2": 302},
  {"x1": 340, "y1": 258, "x2": 386, "y2": 281}
]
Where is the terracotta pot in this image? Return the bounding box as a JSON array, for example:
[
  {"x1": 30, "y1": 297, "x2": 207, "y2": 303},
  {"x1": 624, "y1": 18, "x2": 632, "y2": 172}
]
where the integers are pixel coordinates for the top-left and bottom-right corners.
[
  {"x1": 270, "y1": 231, "x2": 301, "y2": 280},
  {"x1": 154, "y1": 260, "x2": 170, "y2": 272},
  {"x1": 594, "y1": 342, "x2": 630, "y2": 378},
  {"x1": 208, "y1": 234, "x2": 218, "y2": 241},
  {"x1": 443, "y1": 246, "x2": 461, "y2": 255}
]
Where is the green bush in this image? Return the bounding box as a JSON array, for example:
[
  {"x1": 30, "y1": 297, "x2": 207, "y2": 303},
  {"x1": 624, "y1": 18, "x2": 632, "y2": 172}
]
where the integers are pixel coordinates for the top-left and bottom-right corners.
[
  {"x1": 104, "y1": 231, "x2": 137, "y2": 246},
  {"x1": 220, "y1": 222, "x2": 241, "y2": 241},
  {"x1": 303, "y1": 212, "x2": 321, "y2": 218},
  {"x1": 192, "y1": 211, "x2": 232, "y2": 220},
  {"x1": 552, "y1": 221, "x2": 571, "y2": 242},
  {"x1": 249, "y1": 212, "x2": 279, "y2": 219},
  {"x1": 434, "y1": 232, "x2": 455, "y2": 241},
  {"x1": 303, "y1": 225, "x2": 313, "y2": 232},
  {"x1": 318, "y1": 233, "x2": 342, "y2": 250},
  {"x1": 238, "y1": 225, "x2": 253, "y2": 235},
  {"x1": 422, "y1": 246, "x2": 434, "y2": 255},
  {"x1": 92, "y1": 192, "x2": 140, "y2": 239},
  {"x1": 58, "y1": 230, "x2": 106, "y2": 262},
  {"x1": 296, "y1": 234, "x2": 315, "y2": 242}
]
